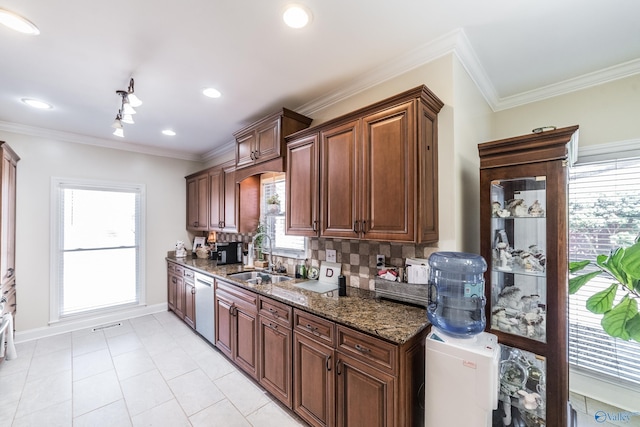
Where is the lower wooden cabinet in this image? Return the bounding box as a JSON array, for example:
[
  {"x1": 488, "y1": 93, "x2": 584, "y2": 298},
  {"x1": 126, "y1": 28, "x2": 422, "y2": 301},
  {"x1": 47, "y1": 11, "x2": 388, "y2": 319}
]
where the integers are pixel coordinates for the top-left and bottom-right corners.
[
  {"x1": 183, "y1": 269, "x2": 196, "y2": 329},
  {"x1": 215, "y1": 279, "x2": 259, "y2": 379},
  {"x1": 167, "y1": 262, "x2": 195, "y2": 329}
]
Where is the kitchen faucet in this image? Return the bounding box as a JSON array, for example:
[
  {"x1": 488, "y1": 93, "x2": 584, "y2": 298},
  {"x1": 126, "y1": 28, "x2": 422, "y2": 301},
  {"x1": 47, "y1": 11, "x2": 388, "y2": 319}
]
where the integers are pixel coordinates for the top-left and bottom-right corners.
[{"x1": 252, "y1": 232, "x2": 274, "y2": 272}]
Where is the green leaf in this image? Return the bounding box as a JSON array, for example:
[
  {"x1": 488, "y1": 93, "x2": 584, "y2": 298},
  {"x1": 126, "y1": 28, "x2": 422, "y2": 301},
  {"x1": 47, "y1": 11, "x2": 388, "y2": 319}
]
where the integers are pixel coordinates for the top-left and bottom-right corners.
[
  {"x1": 586, "y1": 283, "x2": 618, "y2": 314},
  {"x1": 569, "y1": 271, "x2": 602, "y2": 294},
  {"x1": 620, "y1": 242, "x2": 640, "y2": 285},
  {"x1": 626, "y1": 313, "x2": 640, "y2": 343},
  {"x1": 601, "y1": 296, "x2": 638, "y2": 340},
  {"x1": 569, "y1": 260, "x2": 590, "y2": 274},
  {"x1": 598, "y1": 248, "x2": 628, "y2": 285}
]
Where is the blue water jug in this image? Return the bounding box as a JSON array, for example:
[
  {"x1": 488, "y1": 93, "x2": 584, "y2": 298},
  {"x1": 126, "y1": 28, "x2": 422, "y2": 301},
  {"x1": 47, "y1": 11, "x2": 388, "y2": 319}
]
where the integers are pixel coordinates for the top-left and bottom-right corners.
[{"x1": 427, "y1": 251, "x2": 487, "y2": 337}]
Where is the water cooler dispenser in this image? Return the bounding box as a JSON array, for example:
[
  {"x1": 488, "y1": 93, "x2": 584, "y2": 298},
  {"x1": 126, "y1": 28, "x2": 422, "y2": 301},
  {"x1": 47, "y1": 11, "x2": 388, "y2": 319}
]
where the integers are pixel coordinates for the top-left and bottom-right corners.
[{"x1": 425, "y1": 252, "x2": 500, "y2": 427}]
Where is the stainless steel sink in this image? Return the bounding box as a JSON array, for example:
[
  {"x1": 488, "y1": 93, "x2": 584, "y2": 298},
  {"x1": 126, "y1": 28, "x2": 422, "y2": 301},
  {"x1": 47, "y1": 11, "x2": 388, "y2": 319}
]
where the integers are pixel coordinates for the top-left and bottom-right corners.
[{"x1": 228, "y1": 271, "x2": 292, "y2": 284}]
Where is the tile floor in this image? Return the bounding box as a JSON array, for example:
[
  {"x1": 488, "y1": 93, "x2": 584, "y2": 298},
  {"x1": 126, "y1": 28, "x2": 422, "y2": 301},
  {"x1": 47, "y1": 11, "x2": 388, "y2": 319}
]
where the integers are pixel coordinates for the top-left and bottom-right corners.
[{"x1": 0, "y1": 311, "x2": 307, "y2": 427}]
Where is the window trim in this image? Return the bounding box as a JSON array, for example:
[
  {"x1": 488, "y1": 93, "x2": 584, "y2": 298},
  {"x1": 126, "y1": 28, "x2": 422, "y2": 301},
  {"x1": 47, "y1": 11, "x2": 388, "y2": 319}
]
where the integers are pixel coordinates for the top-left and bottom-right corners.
[{"x1": 49, "y1": 177, "x2": 146, "y2": 324}]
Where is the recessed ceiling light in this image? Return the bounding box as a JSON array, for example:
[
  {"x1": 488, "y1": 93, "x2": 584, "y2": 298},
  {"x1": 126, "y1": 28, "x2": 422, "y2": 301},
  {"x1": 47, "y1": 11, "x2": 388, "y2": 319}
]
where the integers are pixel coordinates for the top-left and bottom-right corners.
[
  {"x1": 162, "y1": 130, "x2": 176, "y2": 136},
  {"x1": 0, "y1": 8, "x2": 40, "y2": 35},
  {"x1": 283, "y1": 5, "x2": 311, "y2": 29},
  {"x1": 202, "y1": 88, "x2": 221, "y2": 98},
  {"x1": 21, "y1": 98, "x2": 52, "y2": 109}
]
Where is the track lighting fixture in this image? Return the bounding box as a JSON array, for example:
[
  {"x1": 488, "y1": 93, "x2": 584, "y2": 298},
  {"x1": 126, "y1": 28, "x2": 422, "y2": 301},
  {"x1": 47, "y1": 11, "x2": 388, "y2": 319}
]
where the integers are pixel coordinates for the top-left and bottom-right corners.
[{"x1": 112, "y1": 78, "x2": 142, "y2": 138}]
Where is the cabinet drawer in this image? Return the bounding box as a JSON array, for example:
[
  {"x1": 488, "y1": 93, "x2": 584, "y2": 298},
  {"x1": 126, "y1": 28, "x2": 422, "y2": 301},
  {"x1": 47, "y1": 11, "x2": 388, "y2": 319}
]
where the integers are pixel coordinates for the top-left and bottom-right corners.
[
  {"x1": 259, "y1": 296, "x2": 292, "y2": 327},
  {"x1": 174, "y1": 265, "x2": 184, "y2": 276},
  {"x1": 167, "y1": 262, "x2": 177, "y2": 274},
  {"x1": 293, "y1": 309, "x2": 335, "y2": 346},
  {"x1": 183, "y1": 268, "x2": 195, "y2": 282},
  {"x1": 337, "y1": 325, "x2": 397, "y2": 375},
  {"x1": 215, "y1": 279, "x2": 258, "y2": 311}
]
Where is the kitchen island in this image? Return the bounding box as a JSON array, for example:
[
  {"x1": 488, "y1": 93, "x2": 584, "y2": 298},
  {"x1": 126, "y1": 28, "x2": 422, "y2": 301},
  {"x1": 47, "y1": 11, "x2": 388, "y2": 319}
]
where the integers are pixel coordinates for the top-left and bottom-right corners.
[{"x1": 167, "y1": 255, "x2": 430, "y2": 427}]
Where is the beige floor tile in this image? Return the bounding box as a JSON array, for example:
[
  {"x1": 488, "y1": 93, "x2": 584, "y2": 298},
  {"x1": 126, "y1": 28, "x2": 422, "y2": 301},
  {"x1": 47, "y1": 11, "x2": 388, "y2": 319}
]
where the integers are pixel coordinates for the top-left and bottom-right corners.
[
  {"x1": 192, "y1": 347, "x2": 236, "y2": 381},
  {"x1": 33, "y1": 333, "x2": 72, "y2": 357},
  {"x1": 0, "y1": 398, "x2": 19, "y2": 427},
  {"x1": 215, "y1": 371, "x2": 271, "y2": 416},
  {"x1": 113, "y1": 347, "x2": 155, "y2": 381},
  {"x1": 131, "y1": 398, "x2": 191, "y2": 427},
  {"x1": 189, "y1": 399, "x2": 251, "y2": 427},
  {"x1": 12, "y1": 399, "x2": 72, "y2": 427},
  {"x1": 73, "y1": 369, "x2": 123, "y2": 417},
  {"x1": 168, "y1": 368, "x2": 225, "y2": 416},
  {"x1": 139, "y1": 330, "x2": 179, "y2": 356},
  {"x1": 27, "y1": 348, "x2": 72, "y2": 380},
  {"x1": 151, "y1": 346, "x2": 198, "y2": 380},
  {"x1": 73, "y1": 399, "x2": 132, "y2": 427},
  {"x1": 15, "y1": 370, "x2": 72, "y2": 419},
  {"x1": 73, "y1": 348, "x2": 114, "y2": 381},
  {"x1": 72, "y1": 330, "x2": 108, "y2": 357},
  {"x1": 120, "y1": 369, "x2": 174, "y2": 416},
  {"x1": 246, "y1": 401, "x2": 306, "y2": 427},
  {"x1": 107, "y1": 331, "x2": 143, "y2": 357}
]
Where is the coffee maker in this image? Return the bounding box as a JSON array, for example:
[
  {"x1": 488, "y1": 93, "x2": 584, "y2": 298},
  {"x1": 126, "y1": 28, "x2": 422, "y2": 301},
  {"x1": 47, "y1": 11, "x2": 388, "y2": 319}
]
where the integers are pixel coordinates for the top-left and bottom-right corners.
[{"x1": 213, "y1": 242, "x2": 241, "y2": 265}]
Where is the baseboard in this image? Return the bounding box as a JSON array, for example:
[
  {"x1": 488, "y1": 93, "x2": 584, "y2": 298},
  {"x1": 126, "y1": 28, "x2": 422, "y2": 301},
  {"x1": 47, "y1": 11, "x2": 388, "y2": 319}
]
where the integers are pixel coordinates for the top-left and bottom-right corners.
[{"x1": 15, "y1": 303, "x2": 168, "y2": 343}]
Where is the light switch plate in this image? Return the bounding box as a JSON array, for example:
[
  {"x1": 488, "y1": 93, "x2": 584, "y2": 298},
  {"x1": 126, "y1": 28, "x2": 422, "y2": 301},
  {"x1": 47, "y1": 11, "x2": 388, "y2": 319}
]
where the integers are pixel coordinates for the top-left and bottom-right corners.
[
  {"x1": 326, "y1": 249, "x2": 337, "y2": 263},
  {"x1": 376, "y1": 254, "x2": 385, "y2": 269}
]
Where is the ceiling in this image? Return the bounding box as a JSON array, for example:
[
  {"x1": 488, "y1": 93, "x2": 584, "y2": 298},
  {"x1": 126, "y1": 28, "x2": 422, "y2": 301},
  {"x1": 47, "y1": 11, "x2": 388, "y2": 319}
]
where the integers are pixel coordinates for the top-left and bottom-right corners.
[{"x1": 0, "y1": 0, "x2": 639, "y2": 161}]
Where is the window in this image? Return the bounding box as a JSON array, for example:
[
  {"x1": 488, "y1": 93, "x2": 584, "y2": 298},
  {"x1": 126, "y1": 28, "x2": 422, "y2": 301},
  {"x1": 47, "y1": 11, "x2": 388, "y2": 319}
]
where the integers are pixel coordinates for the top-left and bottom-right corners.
[
  {"x1": 568, "y1": 156, "x2": 640, "y2": 387},
  {"x1": 50, "y1": 178, "x2": 145, "y2": 321},
  {"x1": 260, "y1": 173, "x2": 305, "y2": 256}
]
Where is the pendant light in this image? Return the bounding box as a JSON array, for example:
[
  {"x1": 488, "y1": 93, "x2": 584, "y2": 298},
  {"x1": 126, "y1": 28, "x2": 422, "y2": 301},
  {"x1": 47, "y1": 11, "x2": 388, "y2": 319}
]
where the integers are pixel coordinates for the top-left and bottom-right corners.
[{"x1": 112, "y1": 78, "x2": 142, "y2": 137}]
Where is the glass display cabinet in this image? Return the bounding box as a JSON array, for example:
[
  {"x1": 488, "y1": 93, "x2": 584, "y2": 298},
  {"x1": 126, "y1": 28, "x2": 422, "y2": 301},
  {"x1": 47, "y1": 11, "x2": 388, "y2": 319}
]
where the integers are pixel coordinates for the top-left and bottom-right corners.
[{"x1": 478, "y1": 126, "x2": 579, "y2": 427}]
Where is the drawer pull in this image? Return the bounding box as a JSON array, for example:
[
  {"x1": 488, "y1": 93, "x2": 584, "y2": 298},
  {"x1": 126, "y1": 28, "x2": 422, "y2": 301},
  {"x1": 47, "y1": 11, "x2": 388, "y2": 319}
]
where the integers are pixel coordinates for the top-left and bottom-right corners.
[
  {"x1": 305, "y1": 323, "x2": 320, "y2": 336},
  {"x1": 354, "y1": 343, "x2": 370, "y2": 353},
  {"x1": 268, "y1": 307, "x2": 279, "y2": 318}
]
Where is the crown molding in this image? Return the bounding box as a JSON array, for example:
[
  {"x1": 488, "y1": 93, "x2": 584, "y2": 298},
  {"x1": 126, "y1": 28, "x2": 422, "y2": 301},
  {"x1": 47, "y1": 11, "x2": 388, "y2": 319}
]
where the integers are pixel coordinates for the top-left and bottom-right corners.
[
  {"x1": 576, "y1": 138, "x2": 640, "y2": 164},
  {"x1": 201, "y1": 139, "x2": 235, "y2": 163},
  {"x1": 493, "y1": 58, "x2": 640, "y2": 111},
  {"x1": 0, "y1": 121, "x2": 202, "y2": 161}
]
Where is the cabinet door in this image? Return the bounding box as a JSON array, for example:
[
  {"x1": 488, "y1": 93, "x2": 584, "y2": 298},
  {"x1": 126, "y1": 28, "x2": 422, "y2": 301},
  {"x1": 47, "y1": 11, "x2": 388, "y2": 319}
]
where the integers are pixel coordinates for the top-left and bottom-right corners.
[
  {"x1": 208, "y1": 168, "x2": 224, "y2": 230},
  {"x1": 286, "y1": 134, "x2": 319, "y2": 236},
  {"x1": 184, "y1": 281, "x2": 196, "y2": 329},
  {"x1": 259, "y1": 316, "x2": 292, "y2": 408},
  {"x1": 293, "y1": 333, "x2": 335, "y2": 427},
  {"x1": 186, "y1": 173, "x2": 208, "y2": 231},
  {"x1": 255, "y1": 116, "x2": 281, "y2": 163},
  {"x1": 168, "y1": 271, "x2": 177, "y2": 312},
  {"x1": 336, "y1": 352, "x2": 395, "y2": 427},
  {"x1": 215, "y1": 292, "x2": 234, "y2": 359},
  {"x1": 320, "y1": 120, "x2": 359, "y2": 239},
  {"x1": 235, "y1": 307, "x2": 258, "y2": 379},
  {"x1": 236, "y1": 131, "x2": 256, "y2": 169},
  {"x1": 222, "y1": 164, "x2": 238, "y2": 232},
  {"x1": 362, "y1": 101, "x2": 415, "y2": 242},
  {"x1": 174, "y1": 275, "x2": 185, "y2": 320}
]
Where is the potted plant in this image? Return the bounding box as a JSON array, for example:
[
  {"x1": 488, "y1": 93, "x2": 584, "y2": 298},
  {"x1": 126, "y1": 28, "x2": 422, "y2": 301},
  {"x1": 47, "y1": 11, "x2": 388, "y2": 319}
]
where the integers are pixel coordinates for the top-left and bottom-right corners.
[
  {"x1": 266, "y1": 193, "x2": 280, "y2": 214},
  {"x1": 569, "y1": 237, "x2": 640, "y2": 342}
]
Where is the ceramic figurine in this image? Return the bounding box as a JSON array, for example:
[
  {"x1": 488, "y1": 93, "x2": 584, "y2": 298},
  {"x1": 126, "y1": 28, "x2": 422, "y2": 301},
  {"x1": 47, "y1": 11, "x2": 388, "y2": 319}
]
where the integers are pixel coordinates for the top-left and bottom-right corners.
[
  {"x1": 506, "y1": 198, "x2": 528, "y2": 217},
  {"x1": 175, "y1": 240, "x2": 187, "y2": 258},
  {"x1": 492, "y1": 201, "x2": 502, "y2": 217},
  {"x1": 528, "y1": 200, "x2": 545, "y2": 217}
]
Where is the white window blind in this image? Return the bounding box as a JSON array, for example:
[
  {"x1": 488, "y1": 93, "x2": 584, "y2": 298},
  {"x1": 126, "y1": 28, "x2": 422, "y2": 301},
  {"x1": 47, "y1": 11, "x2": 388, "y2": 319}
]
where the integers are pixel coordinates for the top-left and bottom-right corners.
[
  {"x1": 568, "y1": 157, "x2": 640, "y2": 386},
  {"x1": 52, "y1": 179, "x2": 144, "y2": 320}
]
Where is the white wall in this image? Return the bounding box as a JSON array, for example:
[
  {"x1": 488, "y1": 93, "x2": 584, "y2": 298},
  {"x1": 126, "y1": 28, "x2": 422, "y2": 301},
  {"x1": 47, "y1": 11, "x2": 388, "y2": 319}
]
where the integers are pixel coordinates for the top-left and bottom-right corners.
[{"x1": 0, "y1": 130, "x2": 201, "y2": 333}]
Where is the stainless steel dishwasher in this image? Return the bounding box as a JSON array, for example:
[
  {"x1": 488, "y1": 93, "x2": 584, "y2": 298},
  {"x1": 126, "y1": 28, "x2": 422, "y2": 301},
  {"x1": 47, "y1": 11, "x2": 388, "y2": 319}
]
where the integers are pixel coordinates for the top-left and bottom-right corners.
[{"x1": 194, "y1": 272, "x2": 215, "y2": 344}]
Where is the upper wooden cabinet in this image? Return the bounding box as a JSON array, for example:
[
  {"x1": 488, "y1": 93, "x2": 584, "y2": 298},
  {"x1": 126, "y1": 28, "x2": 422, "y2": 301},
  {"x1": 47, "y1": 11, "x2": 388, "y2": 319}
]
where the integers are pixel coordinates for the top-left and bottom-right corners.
[
  {"x1": 186, "y1": 171, "x2": 209, "y2": 232},
  {"x1": 286, "y1": 85, "x2": 443, "y2": 243},
  {"x1": 187, "y1": 160, "x2": 259, "y2": 234},
  {"x1": 234, "y1": 108, "x2": 312, "y2": 170}
]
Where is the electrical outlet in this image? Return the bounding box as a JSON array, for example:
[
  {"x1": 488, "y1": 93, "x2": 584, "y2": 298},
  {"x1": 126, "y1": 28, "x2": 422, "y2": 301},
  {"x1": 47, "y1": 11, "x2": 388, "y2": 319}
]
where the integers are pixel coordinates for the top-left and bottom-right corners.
[
  {"x1": 326, "y1": 249, "x2": 337, "y2": 263},
  {"x1": 376, "y1": 254, "x2": 385, "y2": 269}
]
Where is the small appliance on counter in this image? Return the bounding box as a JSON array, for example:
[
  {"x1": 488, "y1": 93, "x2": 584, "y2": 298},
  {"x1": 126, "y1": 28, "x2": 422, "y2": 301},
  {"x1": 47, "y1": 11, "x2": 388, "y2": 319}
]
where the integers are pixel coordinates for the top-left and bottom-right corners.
[{"x1": 214, "y1": 242, "x2": 241, "y2": 265}]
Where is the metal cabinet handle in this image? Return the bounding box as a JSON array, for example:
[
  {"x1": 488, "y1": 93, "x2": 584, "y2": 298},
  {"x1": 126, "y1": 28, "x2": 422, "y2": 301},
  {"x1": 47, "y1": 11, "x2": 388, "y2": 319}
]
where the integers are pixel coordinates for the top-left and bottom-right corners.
[
  {"x1": 312, "y1": 220, "x2": 318, "y2": 232},
  {"x1": 361, "y1": 220, "x2": 367, "y2": 234},
  {"x1": 268, "y1": 307, "x2": 279, "y2": 318},
  {"x1": 305, "y1": 323, "x2": 320, "y2": 336},
  {"x1": 191, "y1": 287, "x2": 196, "y2": 295},
  {"x1": 250, "y1": 151, "x2": 255, "y2": 160},
  {"x1": 354, "y1": 343, "x2": 370, "y2": 353},
  {"x1": 326, "y1": 355, "x2": 332, "y2": 372},
  {"x1": 336, "y1": 359, "x2": 342, "y2": 375},
  {"x1": 254, "y1": 150, "x2": 259, "y2": 159},
  {"x1": 353, "y1": 220, "x2": 359, "y2": 234}
]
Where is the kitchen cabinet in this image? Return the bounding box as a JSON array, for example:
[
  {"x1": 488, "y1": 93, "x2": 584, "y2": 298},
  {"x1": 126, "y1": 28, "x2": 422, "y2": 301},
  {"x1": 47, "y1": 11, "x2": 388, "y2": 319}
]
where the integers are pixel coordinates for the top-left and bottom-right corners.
[
  {"x1": 479, "y1": 125, "x2": 579, "y2": 427},
  {"x1": 167, "y1": 262, "x2": 185, "y2": 319},
  {"x1": 186, "y1": 171, "x2": 208, "y2": 231},
  {"x1": 285, "y1": 134, "x2": 319, "y2": 236},
  {"x1": 285, "y1": 85, "x2": 442, "y2": 243},
  {"x1": 234, "y1": 108, "x2": 312, "y2": 170},
  {"x1": 258, "y1": 296, "x2": 293, "y2": 408},
  {"x1": 215, "y1": 278, "x2": 259, "y2": 379},
  {"x1": 183, "y1": 268, "x2": 196, "y2": 329},
  {"x1": 292, "y1": 309, "x2": 425, "y2": 427}
]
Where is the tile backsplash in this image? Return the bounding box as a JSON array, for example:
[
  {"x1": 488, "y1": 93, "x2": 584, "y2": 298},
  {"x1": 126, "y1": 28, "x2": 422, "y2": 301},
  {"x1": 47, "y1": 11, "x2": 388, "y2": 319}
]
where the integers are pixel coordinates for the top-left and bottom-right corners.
[{"x1": 213, "y1": 232, "x2": 438, "y2": 291}]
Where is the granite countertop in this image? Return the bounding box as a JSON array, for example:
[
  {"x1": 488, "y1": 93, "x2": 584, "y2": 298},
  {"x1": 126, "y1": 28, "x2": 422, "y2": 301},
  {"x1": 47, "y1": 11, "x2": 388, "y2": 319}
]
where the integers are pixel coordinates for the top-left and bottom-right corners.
[{"x1": 167, "y1": 255, "x2": 429, "y2": 345}]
